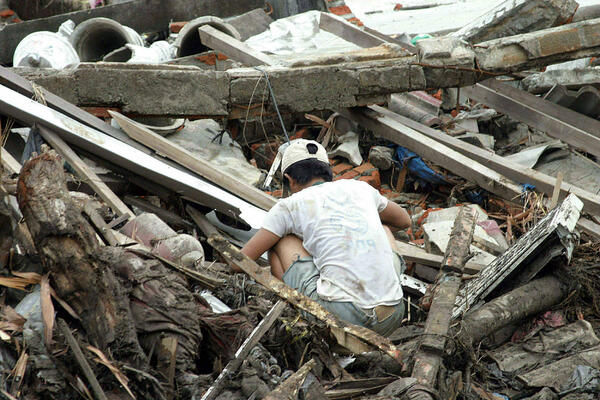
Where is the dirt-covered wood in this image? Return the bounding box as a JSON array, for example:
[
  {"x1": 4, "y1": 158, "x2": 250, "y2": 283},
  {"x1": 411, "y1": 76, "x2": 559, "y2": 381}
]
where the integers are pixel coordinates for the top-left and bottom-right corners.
[{"x1": 17, "y1": 150, "x2": 147, "y2": 367}]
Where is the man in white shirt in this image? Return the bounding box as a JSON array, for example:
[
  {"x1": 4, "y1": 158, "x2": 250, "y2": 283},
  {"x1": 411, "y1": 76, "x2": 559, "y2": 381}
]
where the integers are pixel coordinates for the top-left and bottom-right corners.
[{"x1": 241, "y1": 139, "x2": 411, "y2": 336}]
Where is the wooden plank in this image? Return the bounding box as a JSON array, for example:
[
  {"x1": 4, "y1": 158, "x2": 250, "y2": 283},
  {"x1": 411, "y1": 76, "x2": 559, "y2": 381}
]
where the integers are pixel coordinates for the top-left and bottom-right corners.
[
  {"x1": 39, "y1": 126, "x2": 134, "y2": 219},
  {"x1": 339, "y1": 107, "x2": 525, "y2": 202},
  {"x1": 395, "y1": 241, "x2": 485, "y2": 275},
  {"x1": 1, "y1": 148, "x2": 22, "y2": 175},
  {"x1": 110, "y1": 111, "x2": 276, "y2": 212},
  {"x1": 83, "y1": 201, "x2": 119, "y2": 247},
  {"x1": 483, "y1": 78, "x2": 600, "y2": 139},
  {"x1": 201, "y1": 301, "x2": 286, "y2": 400},
  {"x1": 198, "y1": 25, "x2": 278, "y2": 66},
  {"x1": 577, "y1": 217, "x2": 600, "y2": 239},
  {"x1": 319, "y1": 12, "x2": 386, "y2": 48},
  {"x1": 412, "y1": 207, "x2": 477, "y2": 388},
  {"x1": 58, "y1": 319, "x2": 109, "y2": 400},
  {"x1": 265, "y1": 359, "x2": 316, "y2": 400},
  {"x1": 362, "y1": 26, "x2": 417, "y2": 53},
  {"x1": 373, "y1": 105, "x2": 600, "y2": 217},
  {"x1": 462, "y1": 80, "x2": 600, "y2": 159},
  {"x1": 123, "y1": 195, "x2": 193, "y2": 230},
  {"x1": 207, "y1": 234, "x2": 402, "y2": 361}
]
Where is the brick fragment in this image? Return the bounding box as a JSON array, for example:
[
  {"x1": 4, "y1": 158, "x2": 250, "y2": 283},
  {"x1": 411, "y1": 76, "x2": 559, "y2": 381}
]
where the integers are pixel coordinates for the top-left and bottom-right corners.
[
  {"x1": 358, "y1": 170, "x2": 381, "y2": 190},
  {"x1": 329, "y1": 5, "x2": 352, "y2": 15},
  {"x1": 337, "y1": 170, "x2": 360, "y2": 180},
  {"x1": 354, "y1": 162, "x2": 377, "y2": 175},
  {"x1": 332, "y1": 162, "x2": 353, "y2": 175}
]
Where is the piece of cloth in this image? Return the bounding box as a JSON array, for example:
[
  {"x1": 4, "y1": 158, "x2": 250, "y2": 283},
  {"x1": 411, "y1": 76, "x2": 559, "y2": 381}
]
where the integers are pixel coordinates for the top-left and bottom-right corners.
[
  {"x1": 262, "y1": 179, "x2": 403, "y2": 308},
  {"x1": 283, "y1": 255, "x2": 405, "y2": 336}
]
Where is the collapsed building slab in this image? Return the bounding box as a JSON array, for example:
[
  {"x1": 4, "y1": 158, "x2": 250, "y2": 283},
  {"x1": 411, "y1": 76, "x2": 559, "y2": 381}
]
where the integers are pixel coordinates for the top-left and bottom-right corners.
[
  {"x1": 14, "y1": 17, "x2": 600, "y2": 118},
  {"x1": 522, "y1": 68, "x2": 600, "y2": 94},
  {"x1": 449, "y1": 0, "x2": 578, "y2": 43},
  {"x1": 0, "y1": 0, "x2": 264, "y2": 65}
]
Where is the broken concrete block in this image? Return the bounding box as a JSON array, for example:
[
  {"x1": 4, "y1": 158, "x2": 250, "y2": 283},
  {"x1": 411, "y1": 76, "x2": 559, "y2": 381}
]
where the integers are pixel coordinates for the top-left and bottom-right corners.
[
  {"x1": 474, "y1": 18, "x2": 600, "y2": 72},
  {"x1": 368, "y1": 146, "x2": 394, "y2": 171},
  {"x1": 451, "y1": 0, "x2": 578, "y2": 43},
  {"x1": 328, "y1": 131, "x2": 363, "y2": 166},
  {"x1": 227, "y1": 8, "x2": 274, "y2": 42}
]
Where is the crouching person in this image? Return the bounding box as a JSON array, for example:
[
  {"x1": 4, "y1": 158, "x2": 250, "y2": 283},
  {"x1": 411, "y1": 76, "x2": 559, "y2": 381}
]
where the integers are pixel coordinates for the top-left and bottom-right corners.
[{"x1": 240, "y1": 139, "x2": 411, "y2": 336}]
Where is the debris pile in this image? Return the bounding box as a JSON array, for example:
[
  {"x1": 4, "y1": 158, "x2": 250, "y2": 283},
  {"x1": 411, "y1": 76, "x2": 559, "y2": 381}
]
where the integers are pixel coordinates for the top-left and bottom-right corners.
[{"x1": 1, "y1": 0, "x2": 600, "y2": 399}]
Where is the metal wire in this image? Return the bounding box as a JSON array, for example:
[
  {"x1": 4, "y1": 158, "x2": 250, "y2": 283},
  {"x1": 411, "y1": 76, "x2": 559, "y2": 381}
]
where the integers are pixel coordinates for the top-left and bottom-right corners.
[{"x1": 253, "y1": 67, "x2": 290, "y2": 142}]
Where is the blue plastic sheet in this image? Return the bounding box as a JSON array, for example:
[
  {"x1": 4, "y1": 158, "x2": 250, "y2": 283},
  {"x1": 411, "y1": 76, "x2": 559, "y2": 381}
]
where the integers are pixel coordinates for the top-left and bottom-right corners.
[{"x1": 395, "y1": 146, "x2": 448, "y2": 189}]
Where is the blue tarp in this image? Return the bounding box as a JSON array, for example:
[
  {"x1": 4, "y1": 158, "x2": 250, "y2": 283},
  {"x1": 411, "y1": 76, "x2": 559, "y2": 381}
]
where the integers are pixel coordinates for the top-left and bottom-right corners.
[{"x1": 395, "y1": 146, "x2": 448, "y2": 189}]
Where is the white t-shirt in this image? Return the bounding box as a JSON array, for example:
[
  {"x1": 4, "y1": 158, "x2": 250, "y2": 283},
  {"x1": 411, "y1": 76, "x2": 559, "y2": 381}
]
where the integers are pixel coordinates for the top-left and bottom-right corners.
[{"x1": 262, "y1": 179, "x2": 403, "y2": 308}]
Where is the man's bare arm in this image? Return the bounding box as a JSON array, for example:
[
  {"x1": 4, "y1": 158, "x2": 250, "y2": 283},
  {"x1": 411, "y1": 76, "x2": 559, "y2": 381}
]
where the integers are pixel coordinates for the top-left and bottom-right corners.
[
  {"x1": 239, "y1": 228, "x2": 281, "y2": 269},
  {"x1": 379, "y1": 202, "x2": 411, "y2": 231}
]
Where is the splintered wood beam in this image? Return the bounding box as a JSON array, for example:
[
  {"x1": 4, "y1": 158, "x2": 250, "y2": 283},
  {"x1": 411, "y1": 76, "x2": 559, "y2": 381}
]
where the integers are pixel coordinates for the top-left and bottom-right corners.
[
  {"x1": 207, "y1": 234, "x2": 402, "y2": 361},
  {"x1": 110, "y1": 111, "x2": 276, "y2": 212},
  {"x1": 201, "y1": 300, "x2": 286, "y2": 400},
  {"x1": 39, "y1": 127, "x2": 134, "y2": 219},
  {"x1": 411, "y1": 207, "x2": 477, "y2": 389},
  {"x1": 395, "y1": 241, "x2": 485, "y2": 275},
  {"x1": 198, "y1": 25, "x2": 278, "y2": 66},
  {"x1": 1, "y1": 148, "x2": 22, "y2": 175},
  {"x1": 265, "y1": 359, "x2": 317, "y2": 400},
  {"x1": 319, "y1": 12, "x2": 386, "y2": 48},
  {"x1": 339, "y1": 107, "x2": 525, "y2": 202},
  {"x1": 462, "y1": 79, "x2": 600, "y2": 159},
  {"x1": 58, "y1": 319, "x2": 109, "y2": 400}
]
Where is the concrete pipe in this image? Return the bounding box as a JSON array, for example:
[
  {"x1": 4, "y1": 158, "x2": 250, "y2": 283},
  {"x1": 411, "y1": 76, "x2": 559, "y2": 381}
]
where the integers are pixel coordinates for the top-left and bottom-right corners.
[
  {"x1": 174, "y1": 16, "x2": 241, "y2": 58},
  {"x1": 70, "y1": 17, "x2": 144, "y2": 62}
]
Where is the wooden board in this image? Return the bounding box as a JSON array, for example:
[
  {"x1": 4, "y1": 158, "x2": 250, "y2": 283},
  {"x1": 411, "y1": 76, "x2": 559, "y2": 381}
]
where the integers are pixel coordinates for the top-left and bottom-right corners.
[
  {"x1": 1, "y1": 147, "x2": 22, "y2": 175},
  {"x1": 462, "y1": 80, "x2": 600, "y2": 159},
  {"x1": 40, "y1": 126, "x2": 134, "y2": 219},
  {"x1": 110, "y1": 111, "x2": 276, "y2": 212},
  {"x1": 395, "y1": 241, "x2": 485, "y2": 275},
  {"x1": 373, "y1": 105, "x2": 600, "y2": 218},
  {"x1": 319, "y1": 12, "x2": 386, "y2": 48},
  {"x1": 198, "y1": 25, "x2": 278, "y2": 66},
  {"x1": 340, "y1": 107, "x2": 525, "y2": 202}
]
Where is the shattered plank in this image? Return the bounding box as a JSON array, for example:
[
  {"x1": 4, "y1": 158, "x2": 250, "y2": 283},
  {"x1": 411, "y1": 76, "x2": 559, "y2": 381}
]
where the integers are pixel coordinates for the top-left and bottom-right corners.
[
  {"x1": 374, "y1": 105, "x2": 600, "y2": 218},
  {"x1": 39, "y1": 126, "x2": 134, "y2": 219},
  {"x1": 58, "y1": 319, "x2": 109, "y2": 400},
  {"x1": 0, "y1": 0, "x2": 264, "y2": 64},
  {"x1": 412, "y1": 207, "x2": 477, "y2": 388},
  {"x1": 1, "y1": 148, "x2": 21, "y2": 175},
  {"x1": 110, "y1": 111, "x2": 276, "y2": 211},
  {"x1": 339, "y1": 107, "x2": 525, "y2": 202},
  {"x1": 198, "y1": 25, "x2": 278, "y2": 67},
  {"x1": 462, "y1": 79, "x2": 600, "y2": 159},
  {"x1": 395, "y1": 241, "x2": 485, "y2": 275},
  {"x1": 83, "y1": 201, "x2": 119, "y2": 247},
  {"x1": 319, "y1": 12, "x2": 387, "y2": 48},
  {"x1": 201, "y1": 301, "x2": 286, "y2": 400},
  {"x1": 265, "y1": 359, "x2": 317, "y2": 400},
  {"x1": 207, "y1": 235, "x2": 402, "y2": 361},
  {"x1": 453, "y1": 194, "x2": 583, "y2": 319}
]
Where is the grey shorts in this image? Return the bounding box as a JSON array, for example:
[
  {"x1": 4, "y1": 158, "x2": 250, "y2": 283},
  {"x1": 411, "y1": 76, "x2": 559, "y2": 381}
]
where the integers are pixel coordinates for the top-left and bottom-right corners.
[{"x1": 282, "y1": 255, "x2": 405, "y2": 337}]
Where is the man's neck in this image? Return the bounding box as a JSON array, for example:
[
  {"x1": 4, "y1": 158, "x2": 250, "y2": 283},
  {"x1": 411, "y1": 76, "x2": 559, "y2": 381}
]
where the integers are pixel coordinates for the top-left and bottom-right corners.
[{"x1": 297, "y1": 178, "x2": 325, "y2": 192}]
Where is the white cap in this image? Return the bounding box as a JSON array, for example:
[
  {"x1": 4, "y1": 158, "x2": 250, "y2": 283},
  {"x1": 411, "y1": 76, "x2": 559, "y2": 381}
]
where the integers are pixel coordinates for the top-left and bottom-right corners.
[{"x1": 281, "y1": 139, "x2": 330, "y2": 174}]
